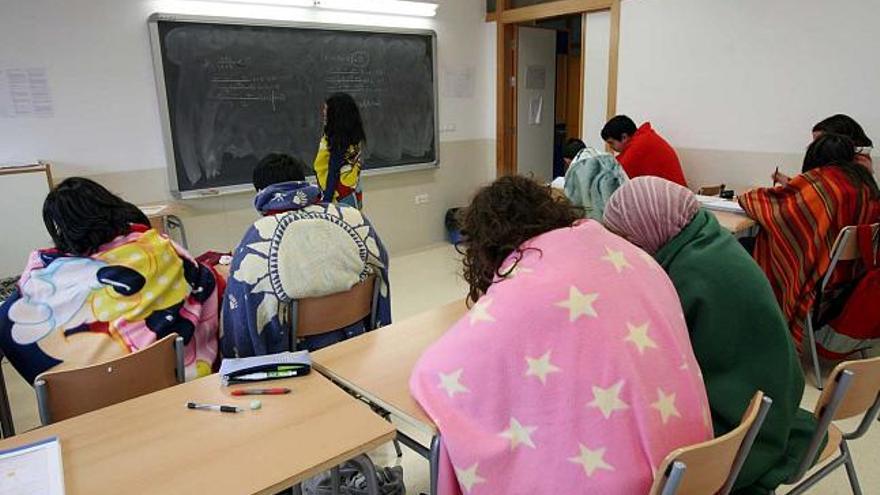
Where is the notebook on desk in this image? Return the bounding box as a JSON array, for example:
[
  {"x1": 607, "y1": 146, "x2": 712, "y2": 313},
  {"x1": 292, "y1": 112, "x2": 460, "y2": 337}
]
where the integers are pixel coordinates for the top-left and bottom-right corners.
[
  {"x1": 0, "y1": 436, "x2": 65, "y2": 495},
  {"x1": 695, "y1": 194, "x2": 746, "y2": 214}
]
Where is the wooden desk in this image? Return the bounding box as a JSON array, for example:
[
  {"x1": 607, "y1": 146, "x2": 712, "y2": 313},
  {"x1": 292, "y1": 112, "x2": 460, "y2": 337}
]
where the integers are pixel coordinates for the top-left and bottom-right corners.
[
  {"x1": 312, "y1": 300, "x2": 467, "y2": 436},
  {"x1": 312, "y1": 300, "x2": 468, "y2": 494},
  {"x1": 139, "y1": 202, "x2": 190, "y2": 249},
  {"x1": 711, "y1": 210, "x2": 757, "y2": 237},
  {"x1": 0, "y1": 373, "x2": 395, "y2": 495}
]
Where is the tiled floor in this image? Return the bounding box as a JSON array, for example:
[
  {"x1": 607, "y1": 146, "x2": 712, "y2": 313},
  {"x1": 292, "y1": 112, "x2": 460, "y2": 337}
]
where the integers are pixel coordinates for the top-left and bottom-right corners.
[{"x1": 3, "y1": 243, "x2": 878, "y2": 494}]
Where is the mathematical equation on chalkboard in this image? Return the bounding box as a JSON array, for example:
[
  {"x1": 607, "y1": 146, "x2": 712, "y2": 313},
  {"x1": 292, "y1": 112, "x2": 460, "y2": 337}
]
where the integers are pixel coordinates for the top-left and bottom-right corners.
[{"x1": 207, "y1": 56, "x2": 287, "y2": 111}]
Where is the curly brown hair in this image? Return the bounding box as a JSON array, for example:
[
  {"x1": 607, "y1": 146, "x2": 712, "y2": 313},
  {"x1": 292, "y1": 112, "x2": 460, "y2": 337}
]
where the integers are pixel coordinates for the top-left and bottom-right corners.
[{"x1": 458, "y1": 175, "x2": 582, "y2": 303}]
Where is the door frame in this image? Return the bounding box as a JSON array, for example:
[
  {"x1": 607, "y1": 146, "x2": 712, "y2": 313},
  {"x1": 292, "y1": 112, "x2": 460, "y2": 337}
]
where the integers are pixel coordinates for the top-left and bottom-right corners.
[{"x1": 488, "y1": 0, "x2": 621, "y2": 177}]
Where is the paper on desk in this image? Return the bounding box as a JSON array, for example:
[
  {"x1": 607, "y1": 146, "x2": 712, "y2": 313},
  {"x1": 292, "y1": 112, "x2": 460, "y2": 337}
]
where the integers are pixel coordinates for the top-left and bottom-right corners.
[
  {"x1": 695, "y1": 194, "x2": 745, "y2": 214},
  {"x1": 0, "y1": 436, "x2": 65, "y2": 495},
  {"x1": 138, "y1": 205, "x2": 166, "y2": 217}
]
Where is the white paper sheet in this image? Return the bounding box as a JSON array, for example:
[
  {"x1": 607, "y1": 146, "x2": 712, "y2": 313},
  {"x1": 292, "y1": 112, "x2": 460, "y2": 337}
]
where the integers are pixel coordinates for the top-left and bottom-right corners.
[
  {"x1": 0, "y1": 437, "x2": 65, "y2": 495},
  {"x1": 0, "y1": 68, "x2": 54, "y2": 118}
]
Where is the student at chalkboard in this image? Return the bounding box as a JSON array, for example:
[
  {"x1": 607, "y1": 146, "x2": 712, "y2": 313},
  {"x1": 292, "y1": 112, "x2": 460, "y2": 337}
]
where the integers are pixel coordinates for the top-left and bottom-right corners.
[{"x1": 313, "y1": 93, "x2": 366, "y2": 209}]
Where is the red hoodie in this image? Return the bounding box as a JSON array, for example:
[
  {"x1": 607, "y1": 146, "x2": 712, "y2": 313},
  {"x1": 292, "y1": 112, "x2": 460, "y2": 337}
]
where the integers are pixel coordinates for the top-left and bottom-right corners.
[{"x1": 616, "y1": 122, "x2": 688, "y2": 187}]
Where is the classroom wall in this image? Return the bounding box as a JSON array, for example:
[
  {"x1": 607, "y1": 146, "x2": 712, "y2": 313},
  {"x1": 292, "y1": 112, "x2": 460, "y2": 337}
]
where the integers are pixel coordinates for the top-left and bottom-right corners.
[
  {"x1": 616, "y1": 0, "x2": 880, "y2": 192},
  {"x1": 0, "y1": 0, "x2": 496, "y2": 255}
]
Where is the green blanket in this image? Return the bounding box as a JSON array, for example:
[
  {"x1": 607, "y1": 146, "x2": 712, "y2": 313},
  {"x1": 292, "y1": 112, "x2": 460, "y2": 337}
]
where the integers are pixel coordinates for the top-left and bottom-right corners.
[{"x1": 654, "y1": 209, "x2": 818, "y2": 493}]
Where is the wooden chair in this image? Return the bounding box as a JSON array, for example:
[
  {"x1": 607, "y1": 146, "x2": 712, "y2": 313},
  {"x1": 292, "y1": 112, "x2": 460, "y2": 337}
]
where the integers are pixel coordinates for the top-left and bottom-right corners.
[
  {"x1": 650, "y1": 391, "x2": 773, "y2": 495},
  {"x1": 289, "y1": 274, "x2": 378, "y2": 345},
  {"x1": 775, "y1": 357, "x2": 880, "y2": 495},
  {"x1": 697, "y1": 184, "x2": 726, "y2": 196},
  {"x1": 803, "y1": 224, "x2": 879, "y2": 389},
  {"x1": 34, "y1": 334, "x2": 185, "y2": 425},
  {"x1": 0, "y1": 348, "x2": 14, "y2": 438}
]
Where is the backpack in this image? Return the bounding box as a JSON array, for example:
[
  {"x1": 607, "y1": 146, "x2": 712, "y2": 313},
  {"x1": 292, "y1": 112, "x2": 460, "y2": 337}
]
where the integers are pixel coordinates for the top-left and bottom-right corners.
[{"x1": 815, "y1": 225, "x2": 880, "y2": 358}]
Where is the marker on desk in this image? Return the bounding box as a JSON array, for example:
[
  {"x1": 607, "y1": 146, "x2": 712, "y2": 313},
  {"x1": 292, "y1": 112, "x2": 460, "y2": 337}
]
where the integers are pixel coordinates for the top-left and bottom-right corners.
[
  {"x1": 231, "y1": 387, "x2": 291, "y2": 396},
  {"x1": 186, "y1": 401, "x2": 243, "y2": 413}
]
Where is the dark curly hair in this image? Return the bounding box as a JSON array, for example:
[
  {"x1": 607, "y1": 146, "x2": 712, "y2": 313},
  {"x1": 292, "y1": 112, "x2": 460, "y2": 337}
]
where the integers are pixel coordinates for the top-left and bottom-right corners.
[
  {"x1": 43, "y1": 177, "x2": 149, "y2": 256},
  {"x1": 458, "y1": 175, "x2": 582, "y2": 304}
]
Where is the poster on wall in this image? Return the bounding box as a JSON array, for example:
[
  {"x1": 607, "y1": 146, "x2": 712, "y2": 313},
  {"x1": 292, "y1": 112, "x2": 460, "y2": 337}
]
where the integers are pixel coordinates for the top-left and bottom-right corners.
[{"x1": 0, "y1": 68, "x2": 53, "y2": 118}]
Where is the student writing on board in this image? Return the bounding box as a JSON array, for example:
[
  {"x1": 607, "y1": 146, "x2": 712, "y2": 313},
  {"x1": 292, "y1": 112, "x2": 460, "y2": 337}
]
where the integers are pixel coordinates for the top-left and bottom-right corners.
[{"x1": 313, "y1": 93, "x2": 366, "y2": 209}]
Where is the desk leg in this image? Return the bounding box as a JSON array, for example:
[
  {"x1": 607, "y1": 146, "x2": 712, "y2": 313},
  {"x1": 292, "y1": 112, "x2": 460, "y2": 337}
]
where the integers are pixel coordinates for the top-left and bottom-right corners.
[
  {"x1": 429, "y1": 434, "x2": 441, "y2": 495},
  {"x1": 331, "y1": 466, "x2": 341, "y2": 494}
]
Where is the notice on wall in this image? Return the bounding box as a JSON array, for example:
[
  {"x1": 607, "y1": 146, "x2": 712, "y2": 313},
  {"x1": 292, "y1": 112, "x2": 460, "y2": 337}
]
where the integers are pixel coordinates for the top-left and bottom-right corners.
[
  {"x1": 0, "y1": 68, "x2": 54, "y2": 118},
  {"x1": 441, "y1": 65, "x2": 476, "y2": 99},
  {"x1": 525, "y1": 65, "x2": 547, "y2": 90},
  {"x1": 529, "y1": 95, "x2": 543, "y2": 125}
]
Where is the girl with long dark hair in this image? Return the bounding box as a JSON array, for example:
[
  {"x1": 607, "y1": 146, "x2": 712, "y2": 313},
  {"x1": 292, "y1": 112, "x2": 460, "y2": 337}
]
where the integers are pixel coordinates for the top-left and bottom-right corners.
[{"x1": 313, "y1": 93, "x2": 366, "y2": 209}]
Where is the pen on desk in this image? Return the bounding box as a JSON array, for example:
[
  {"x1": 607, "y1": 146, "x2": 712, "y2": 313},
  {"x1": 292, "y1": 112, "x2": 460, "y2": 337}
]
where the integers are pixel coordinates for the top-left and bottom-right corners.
[
  {"x1": 186, "y1": 401, "x2": 244, "y2": 413},
  {"x1": 231, "y1": 387, "x2": 291, "y2": 396}
]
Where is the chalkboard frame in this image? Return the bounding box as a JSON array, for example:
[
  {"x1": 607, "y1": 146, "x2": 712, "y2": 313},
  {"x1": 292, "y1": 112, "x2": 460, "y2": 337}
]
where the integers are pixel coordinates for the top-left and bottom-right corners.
[{"x1": 147, "y1": 13, "x2": 440, "y2": 199}]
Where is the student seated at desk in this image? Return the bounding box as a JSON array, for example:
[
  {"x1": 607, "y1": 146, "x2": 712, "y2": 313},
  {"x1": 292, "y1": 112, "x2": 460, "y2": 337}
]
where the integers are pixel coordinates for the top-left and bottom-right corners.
[
  {"x1": 604, "y1": 177, "x2": 817, "y2": 494},
  {"x1": 221, "y1": 154, "x2": 390, "y2": 357},
  {"x1": 0, "y1": 178, "x2": 221, "y2": 384},
  {"x1": 601, "y1": 115, "x2": 688, "y2": 187},
  {"x1": 562, "y1": 144, "x2": 628, "y2": 221},
  {"x1": 740, "y1": 134, "x2": 880, "y2": 353},
  {"x1": 411, "y1": 176, "x2": 711, "y2": 495},
  {"x1": 774, "y1": 114, "x2": 874, "y2": 185}
]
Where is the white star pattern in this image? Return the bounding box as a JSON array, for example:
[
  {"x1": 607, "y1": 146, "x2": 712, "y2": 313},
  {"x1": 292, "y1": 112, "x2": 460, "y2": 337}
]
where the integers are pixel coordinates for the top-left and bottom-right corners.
[
  {"x1": 455, "y1": 463, "x2": 486, "y2": 493},
  {"x1": 624, "y1": 322, "x2": 658, "y2": 354},
  {"x1": 588, "y1": 380, "x2": 630, "y2": 419},
  {"x1": 638, "y1": 250, "x2": 654, "y2": 264},
  {"x1": 469, "y1": 297, "x2": 495, "y2": 326},
  {"x1": 438, "y1": 369, "x2": 469, "y2": 398},
  {"x1": 569, "y1": 444, "x2": 615, "y2": 477},
  {"x1": 525, "y1": 351, "x2": 562, "y2": 385},
  {"x1": 601, "y1": 247, "x2": 633, "y2": 273},
  {"x1": 679, "y1": 361, "x2": 690, "y2": 371},
  {"x1": 499, "y1": 417, "x2": 538, "y2": 450},
  {"x1": 651, "y1": 388, "x2": 682, "y2": 424},
  {"x1": 555, "y1": 286, "x2": 599, "y2": 322}
]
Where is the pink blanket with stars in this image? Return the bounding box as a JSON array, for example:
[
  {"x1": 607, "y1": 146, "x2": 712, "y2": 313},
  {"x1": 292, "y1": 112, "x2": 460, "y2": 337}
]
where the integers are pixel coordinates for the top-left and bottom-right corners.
[{"x1": 410, "y1": 220, "x2": 712, "y2": 494}]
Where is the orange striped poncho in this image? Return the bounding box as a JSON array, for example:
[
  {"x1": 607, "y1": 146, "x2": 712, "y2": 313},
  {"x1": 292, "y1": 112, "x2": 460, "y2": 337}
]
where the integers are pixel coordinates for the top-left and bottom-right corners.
[{"x1": 739, "y1": 166, "x2": 880, "y2": 349}]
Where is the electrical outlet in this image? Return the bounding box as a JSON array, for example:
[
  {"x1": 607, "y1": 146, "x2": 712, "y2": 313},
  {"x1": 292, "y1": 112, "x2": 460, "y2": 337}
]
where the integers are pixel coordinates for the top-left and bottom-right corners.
[{"x1": 414, "y1": 193, "x2": 430, "y2": 205}]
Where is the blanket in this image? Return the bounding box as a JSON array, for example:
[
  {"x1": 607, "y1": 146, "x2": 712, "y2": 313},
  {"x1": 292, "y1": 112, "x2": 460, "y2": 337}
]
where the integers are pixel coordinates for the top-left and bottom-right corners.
[
  {"x1": 655, "y1": 209, "x2": 818, "y2": 493},
  {"x1": 0, "y1": 227, "x2": 221, "y2": 383},
  {"x1": 564, "y1": 148, "x2": 628, "y2": 220},
  {"x1": 221, "y1": 201, "x2": 390, "y2": 357},
  {"x1": 411, "y1": 221, "x2": 711, "y2": 494},
  {"x1": 739, "y1": 166, "x2": 880, "y2": 349}
]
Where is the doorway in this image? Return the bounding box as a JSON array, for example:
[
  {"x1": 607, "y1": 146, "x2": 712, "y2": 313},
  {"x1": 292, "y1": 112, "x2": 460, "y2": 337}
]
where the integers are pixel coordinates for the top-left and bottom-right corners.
[
  {"x1": 516, "y1": 14, "x2": 583, "y2": 182},
  {"x1": 490, "y1": 0, "x2": 621, "y2": 178}
]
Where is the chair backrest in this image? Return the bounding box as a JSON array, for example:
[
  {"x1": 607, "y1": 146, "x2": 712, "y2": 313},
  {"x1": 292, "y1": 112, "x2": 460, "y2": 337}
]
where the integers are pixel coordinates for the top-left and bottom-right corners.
[
  {"x1": 34, "y1": 334, "x2": 184, "y2": 425},
  {"x1": 293, "y1": 274, "x2": 376, "y2": 338},
  {"x1": 649, "y1": 392, "x2": 772, "y2": 495},
  {"x1": 821, "y1": 224, "x2": 879, "y2": 291},
  {"x1": 697, "y1": 184, "x2": 725, "y2": 196},
  {"x1": 816, "y1": 356, "x2": 880, "y2": 424},
  {"x1": 0, "y1": 349, "x2": 14, "y2": 438}
]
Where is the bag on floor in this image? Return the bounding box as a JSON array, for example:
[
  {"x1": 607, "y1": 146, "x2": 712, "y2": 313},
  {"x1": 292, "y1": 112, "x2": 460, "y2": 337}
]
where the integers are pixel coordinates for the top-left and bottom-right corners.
[
  {"x1": 303, "y1": 455, "x2": 405, "y2": 495},
  {"x1": 815, "y1": 225, "x2": 880, "y2": 358}
]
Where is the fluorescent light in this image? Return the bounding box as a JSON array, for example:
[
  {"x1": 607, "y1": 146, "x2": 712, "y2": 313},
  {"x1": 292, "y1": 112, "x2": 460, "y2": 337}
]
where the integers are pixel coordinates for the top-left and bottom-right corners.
[
  {"x1": 213, "y1": 0, "x2": 314, "y2": 6},
  {"x1": 316, "y1": 0, "x2": 438, "y2": 17}
]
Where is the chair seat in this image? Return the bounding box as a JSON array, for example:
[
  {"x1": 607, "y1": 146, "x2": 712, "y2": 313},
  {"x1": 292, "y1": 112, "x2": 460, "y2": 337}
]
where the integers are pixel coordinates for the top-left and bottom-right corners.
[{"x1": 817, "y1": 424, "x2": 843, "y2": 464}]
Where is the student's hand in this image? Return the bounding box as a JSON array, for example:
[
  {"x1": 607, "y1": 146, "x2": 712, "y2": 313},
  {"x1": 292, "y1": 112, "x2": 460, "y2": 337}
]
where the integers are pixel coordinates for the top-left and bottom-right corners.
[{"x1": 772, "y1": 170, "x2": 791, "y2": 186}]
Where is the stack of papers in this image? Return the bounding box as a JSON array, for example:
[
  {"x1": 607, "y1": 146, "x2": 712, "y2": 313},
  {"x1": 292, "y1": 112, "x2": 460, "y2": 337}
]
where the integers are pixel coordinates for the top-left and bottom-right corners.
[
  {"x1": 0, "y1": 436, "x2": 65, "y2": 495},
  {"x1": 695, "y1": 194, "x2": 745, "y2": 214},
  {"x1": 220, "y1": 351, "x2": 311, "y2": 385}
]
